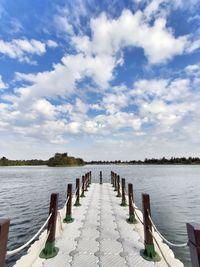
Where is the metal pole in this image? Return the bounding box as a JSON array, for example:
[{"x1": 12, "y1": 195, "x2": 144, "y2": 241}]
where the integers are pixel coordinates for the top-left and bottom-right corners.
[
  {"x1": 40, "y1": 193, "x2": 59, "y2": 259},
  {"x1": 0, "y1": 219, "x2": 10, "y2": 267}
]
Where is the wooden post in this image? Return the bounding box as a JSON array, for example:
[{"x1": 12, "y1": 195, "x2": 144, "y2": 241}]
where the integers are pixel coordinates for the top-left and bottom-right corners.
[
  {"x1": 126, "y1": 184, "x2": 137, "y2": 224},
  {"x1": 111, "y1": 172, "x2": 114, "y2": 187},
  {"x1": 40, "y1": 193, "x2": 59, "y2": 259},
  {"x1": 116, "y1": 175, "x2": 121, "y2": 197},
  {"x1": 111, "y1": 171, "x2": 113, "y2": 185},
  {"x1": 89, "y1": 171, "x2": 92, "y2": 185},
  {"x1": 100, "y1": 171, "x2": 103, "y2": 184},
  {"x1": 74, "y1": 178, "x2": 81, "y2": 207},
  {"x1": 187, "y1": 223, "x2": 200, "y2": 267},
  {"x1": 114, "y1": 173, "x2": 117, "y2": 191},
  {"x1": 64, "y1": 184, "x2": 74, "y2": 223},
  {"x1": 84, "y1": 174, "x2": 88, "y2": 191},
  {"x1": 87, "y1": 173, "x2": 90, "y2": 187},
  {"x1": 120, "y1": 178, "x2": 127, "y2": 206},
  {"x1": 0, "y1": 219, "x2": 10, "y2": 267},
  {"x1": 142, "y1": 193, "x2": 160, "y2": 261},
  {"x1": 80, "y1": 175, "x2": 85, "y2": 197}
]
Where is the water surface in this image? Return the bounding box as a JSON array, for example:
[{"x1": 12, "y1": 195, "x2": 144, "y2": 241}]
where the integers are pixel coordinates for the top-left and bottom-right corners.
[{"x1": 0, "y1": 165, "x2": 199, "y2": 267}]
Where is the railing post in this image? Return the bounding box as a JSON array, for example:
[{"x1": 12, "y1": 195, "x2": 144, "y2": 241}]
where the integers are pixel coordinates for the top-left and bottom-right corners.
[
  {"x1": 80, "y1": 175, "x2": 85, "y2": 197},
  {"x1": 111, "y1": 171, "x2": 113, "y2": 185},
  {"x1": 116, "y1": 175, "x2": 121, "y2": 197},
  {"x1": 74, "y1": 178, "x2": 81, "y2": 207},
  {"x1": 84, "y1": 175, "x2": 88, "y2": 191},
  {"x1": 64, "y1": 184, "x2": 74, "y2": 223},
  {"x1": 87, "y1": 173, "x2": 90, "y2": 187},
  {"x1": 111, "y1": 172, "x2": 114, "y2": 187},
  {"x1": 187, "y1": 223, "x2": 200, "y2": 267},
  {"x1": 100, "y1": 171, "x2": 102, "y2": 184},
  {"x1": 40, "y1": 193, "x2": 59, "y2": 259},
  {"x1": 120, "y1": 178, "x2": 127, "y2": 206},
  {"x1": 141, "y1": 193, "x2": 160, "y2": 262},
  {"x1": 126, "y1": 184, "x2": 137, "y2": 224},
  {"x1": 89, "y1": 171, "x2": 92, "y2": 185},
  {"x1": 0, "y1": 219, "x2": 10, "y2": 267},
  {"x1": 87, "y1": 173, "x2": 90, "y2": 188},
  {"x1": 114, "y1": 173, "x2": 117, "y2": 191}
]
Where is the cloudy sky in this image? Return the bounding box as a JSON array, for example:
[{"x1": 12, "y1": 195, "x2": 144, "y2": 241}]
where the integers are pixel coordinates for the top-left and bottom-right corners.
[{"x1": 0, "y1": 0, "x2": 200, "y2": 161}]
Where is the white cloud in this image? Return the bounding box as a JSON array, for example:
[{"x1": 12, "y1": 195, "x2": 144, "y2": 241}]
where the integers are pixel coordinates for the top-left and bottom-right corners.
[
  {"x1": 186, "y1": 39, "x2": 200, "y2": 53},
  {"x1": 32, "y1": 99, "x2": 56, "y2": 120},
  {"x1": 102, "y1": 93, "x2": 129, "y2": 114},
  {"x1": 73, "y1": 9, "x2": 188, "y2": 65},
  {"x1": 54, "y1": 15, "x2": 74, "y2": 35},
  {"x1": 0, "y1": 38, "x2": 59, "y2": 63},
  {"x1": 0, "y1": 38, "x2": 46, "y2": 63},
  {"x1": 185, "y1": 64, "x2": 200, "y2": 77},
  {"x1": 0, "y1": 75, "x2": 7, "y2": 89},
  {"x1": 47, "y1": 40, "x2": 58, "y2": 48}
]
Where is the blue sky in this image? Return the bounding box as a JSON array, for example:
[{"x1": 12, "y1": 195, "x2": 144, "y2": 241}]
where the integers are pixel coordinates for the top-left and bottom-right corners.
[{"x1": 0, "y1": 0, "x2": 200, "y2": 160}]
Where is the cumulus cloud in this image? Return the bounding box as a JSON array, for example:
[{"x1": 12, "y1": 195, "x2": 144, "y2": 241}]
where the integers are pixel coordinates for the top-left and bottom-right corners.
[
  {"x1": 1, "y1": 4, "x2": 200, "y2": 159},
  {"x1": 47, "y1": 40, "x2": 58, "y2": 48},
  {"x1": 0, "y1": 38, "x2": 58, "y2": 63},
  {"x1": 73, "y1": 9, "x2": 188, "y2": 64},
  {"x1": 0, "y1": 75, "x2": 7, "y2": 89},
  {"x1": 54, "y1": 15, "x2": 74, "y2": 35}
]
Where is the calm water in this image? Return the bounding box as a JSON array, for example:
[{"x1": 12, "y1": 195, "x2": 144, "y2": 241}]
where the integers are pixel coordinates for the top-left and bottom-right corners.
[{"x1": 0, "y1": 165, "x2": 199, "y2": 267}]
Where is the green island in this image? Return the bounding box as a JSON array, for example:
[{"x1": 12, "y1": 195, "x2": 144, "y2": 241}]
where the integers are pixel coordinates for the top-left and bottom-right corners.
[
  {"x1": 0, "y1": 153, "x2": 84, "y2": 167},
  {"x1": 1, "y1": 155, "x2": 200, "y2": 166}
]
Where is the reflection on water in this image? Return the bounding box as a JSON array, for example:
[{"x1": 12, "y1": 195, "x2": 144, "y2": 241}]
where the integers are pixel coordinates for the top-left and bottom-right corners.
[{"x1": 0, "y1": 165, "x2": 199, "y2": 267}]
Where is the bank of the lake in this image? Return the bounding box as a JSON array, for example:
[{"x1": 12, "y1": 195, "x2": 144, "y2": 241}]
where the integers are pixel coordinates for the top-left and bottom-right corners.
[{"x1": 1, "y1": 165, "x2": 199, "y2": 267}]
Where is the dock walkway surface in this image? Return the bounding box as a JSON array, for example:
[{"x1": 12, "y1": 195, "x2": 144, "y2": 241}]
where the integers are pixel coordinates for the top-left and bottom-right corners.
[{"x1": 14, "y1": 183, "x2": 184, "y2": 267}]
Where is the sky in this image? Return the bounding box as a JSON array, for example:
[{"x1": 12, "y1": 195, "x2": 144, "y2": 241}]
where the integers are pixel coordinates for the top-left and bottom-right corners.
[{"x1": 0, "y1": 0, "x2": 200, "y2": 161}]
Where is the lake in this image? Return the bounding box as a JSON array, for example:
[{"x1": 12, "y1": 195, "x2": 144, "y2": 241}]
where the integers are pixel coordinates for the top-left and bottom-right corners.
[{"x1": 0, "y1": 164, "x2": 199, "y2": 267}]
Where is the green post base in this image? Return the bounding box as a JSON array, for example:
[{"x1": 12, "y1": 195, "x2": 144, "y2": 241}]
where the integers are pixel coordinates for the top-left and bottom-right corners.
[
  {"x1": 80, "y1": 193, "x2": 85, "y2": 197},
  {"x1": 39, "y1": 241, "x2": 59, "y2": 259},
  {"x1": 116, "y1": 193, "x2": 122, "y2": 197},
  {"x1": 63, "y1": 215, "x2": 74, "y2": 224},
  {"x1": 126, "y1": 214, "x2": 138, "y2": 224},
  {"x1": 141, "y1": 244, "x2": 161, "y2": 262},
  {"x1": 120, "y1": 200, "x2": 127, "y2": 206},
  {"x1": 74, "y1": 201, "x2": 81, "y2": 207}
]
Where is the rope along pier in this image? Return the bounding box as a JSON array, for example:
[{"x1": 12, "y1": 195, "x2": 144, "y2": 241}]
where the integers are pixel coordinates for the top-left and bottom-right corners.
[
  {"x1": 0, "y1": 171, "x2": 91, "y2": 267},
  {"x1": 111, "y1": 170, "x2": 200, "y2": 267},
  {"x1": 0, "y1": 170, "x2": 198, "y2": 267},
  {"x1": 6, "y1": 213, "x2": 52, "y2": 257}
]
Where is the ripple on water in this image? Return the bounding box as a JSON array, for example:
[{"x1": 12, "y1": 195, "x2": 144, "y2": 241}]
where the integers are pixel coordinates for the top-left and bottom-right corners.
[{"x1": 0, "y1": 165, "x2": 198, "y2": 267}]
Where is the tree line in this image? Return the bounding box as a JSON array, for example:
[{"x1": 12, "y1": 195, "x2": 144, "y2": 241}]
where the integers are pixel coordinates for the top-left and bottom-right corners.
[
  {"x1": 0, "y1": 153, "x2": 84, "y2": 167},
  {"x1": 86, "y1": 157, "x2": 200, "y2": 165}
]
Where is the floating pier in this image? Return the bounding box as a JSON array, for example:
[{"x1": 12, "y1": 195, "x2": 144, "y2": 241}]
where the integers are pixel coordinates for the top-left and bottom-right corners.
[{"x1": 1, "y1": 172, "x2": 200, "y2": 267}]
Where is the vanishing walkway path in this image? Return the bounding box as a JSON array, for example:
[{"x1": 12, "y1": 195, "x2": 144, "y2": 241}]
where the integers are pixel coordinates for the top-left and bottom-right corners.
[{"x1": 39, "y1": 183, "x2": 182, "y2": 267}]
